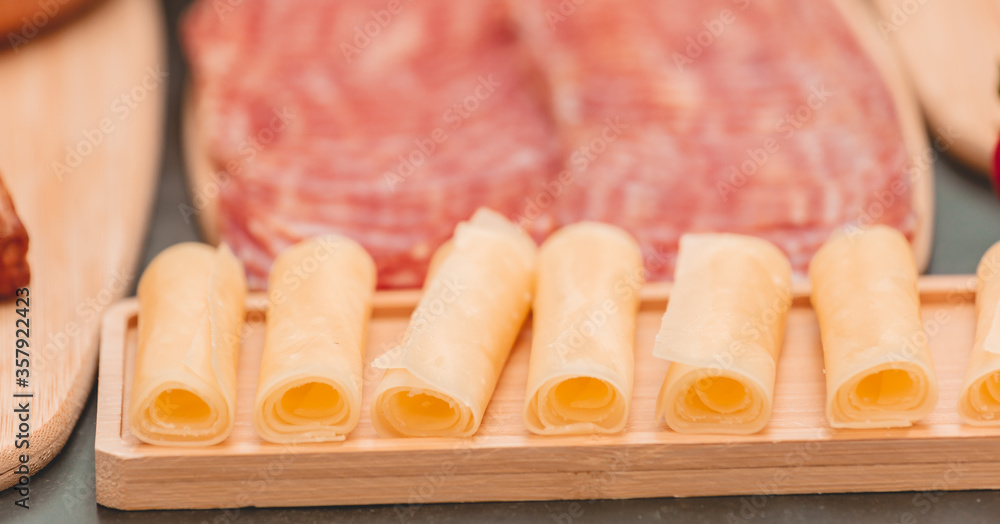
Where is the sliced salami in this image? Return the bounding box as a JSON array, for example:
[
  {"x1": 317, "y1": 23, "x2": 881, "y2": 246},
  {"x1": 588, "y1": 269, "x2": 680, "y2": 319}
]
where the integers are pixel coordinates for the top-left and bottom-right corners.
[
  {"x1": 184, "y1": 0, "x2": 916, "y2": 286},
  {"x1": 184, "y1": 0, "x2": 562, "y2": 288},
  {"x1": 513, "y1": 0, "x2": 914, "y2": 278}
]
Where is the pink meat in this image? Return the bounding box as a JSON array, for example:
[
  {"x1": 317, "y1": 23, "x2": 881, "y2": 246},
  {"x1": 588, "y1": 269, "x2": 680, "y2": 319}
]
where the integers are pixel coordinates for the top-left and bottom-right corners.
[
  {"x1": 183, "y1": 0, "x2": 562, "y2": 288},
  {"x1": 513, "y1": 0, "x2": 915, "y2": 277},
  {"x1": 183, "y1": 0, "x2": 915, "y2": 287}
]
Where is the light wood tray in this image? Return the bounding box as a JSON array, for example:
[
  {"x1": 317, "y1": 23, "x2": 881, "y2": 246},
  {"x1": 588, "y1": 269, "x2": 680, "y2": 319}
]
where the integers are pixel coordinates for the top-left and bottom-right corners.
[{"x1": 96, "y1": 275, "x2": 1000, "y2": 510}]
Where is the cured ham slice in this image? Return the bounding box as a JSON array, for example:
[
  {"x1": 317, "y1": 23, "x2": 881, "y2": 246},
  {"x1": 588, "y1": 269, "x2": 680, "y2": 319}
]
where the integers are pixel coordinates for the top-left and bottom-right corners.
[
  {"x1": 524, "y1": 222, "x2": 643, "y2": 435},
  {"x1": 253, "y1": 236, "x2": 376, "y2": 443},
  {"x1": 809, "y1": 226, "x2": 937, "y2": 429},
  {"x1": 958, "y1": 241, "x2": 1000, "y2": 425},
  {"x1": 512, "y1": 0, "x2": 915, "y2": 277},
  {"x1": 653, "y1": 234, "x2": 792, "y2": 434},
  {"x1": 129, "y1": 243, "x2": 247, "y2": 446},
  {"x1": 183, "y1": 0, "x2": 560, "y2": 289},
  {"x1": 371, "y1": 208, "x2": 536, "y2": 437}
]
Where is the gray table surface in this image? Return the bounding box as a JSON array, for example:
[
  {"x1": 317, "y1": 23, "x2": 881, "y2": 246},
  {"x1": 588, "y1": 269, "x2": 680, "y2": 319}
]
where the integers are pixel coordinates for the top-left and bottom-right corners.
[{"x1": 4, "y1": 0, "x2": 1000, "y2": 522}]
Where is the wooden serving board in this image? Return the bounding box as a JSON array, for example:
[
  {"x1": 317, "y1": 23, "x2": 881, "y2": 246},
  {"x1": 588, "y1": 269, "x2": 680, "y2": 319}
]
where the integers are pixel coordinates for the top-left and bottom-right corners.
[
  {"x1": 96, "y1": 276, "x2": 1000, "y2": 510},
  {"x1": 869, "y1": 0, "x2": 1000, "y2": 176},
  {"x1": 183, "y1": 0, "x2": 935, "y2": 272},
  {"x1": 0, "y1": 0, "x2": 164, "y2": 490}
]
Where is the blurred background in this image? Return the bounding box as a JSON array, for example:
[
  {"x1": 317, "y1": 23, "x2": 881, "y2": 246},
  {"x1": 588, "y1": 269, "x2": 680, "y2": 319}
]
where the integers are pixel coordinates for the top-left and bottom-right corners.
[{"x1": 1, "y1": 0, "x2": 1000, "y2": 522}]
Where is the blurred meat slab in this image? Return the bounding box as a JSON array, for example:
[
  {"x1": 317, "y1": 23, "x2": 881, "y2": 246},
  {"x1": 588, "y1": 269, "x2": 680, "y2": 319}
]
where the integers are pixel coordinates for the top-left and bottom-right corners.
[
  {"x1": 514, "y1": 0, "x2": 914, "y2": 277},
  {"x1": 184, "y1": 0, "x2": 914, "y2": 287},
  {"x1": 184, "y1": 0, "x2": 561, "y2": 288}
]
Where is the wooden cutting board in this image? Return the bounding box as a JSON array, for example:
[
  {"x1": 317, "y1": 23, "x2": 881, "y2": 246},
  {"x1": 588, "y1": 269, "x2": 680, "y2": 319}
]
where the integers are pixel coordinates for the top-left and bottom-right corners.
[
  {"x1": 0, "y1": 0, "x2": 164, "y2": 491},
  {"x1": 870, "y1": 0, "x2": 1000, "y2": 176},
  {"x1": 96, "y1": 276, "x2": 1000, "y2": 509},
  {"x1": 183, "y1": 0, "x2": 934, "y2": 272}
]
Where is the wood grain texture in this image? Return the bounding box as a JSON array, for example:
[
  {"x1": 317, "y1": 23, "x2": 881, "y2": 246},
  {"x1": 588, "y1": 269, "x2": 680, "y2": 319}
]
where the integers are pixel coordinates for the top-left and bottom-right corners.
[
  {"x1": 96, "y1": 276, "x2": 1000, "y2": 510},
  {"x1": 183, "y1": 0, "x2": 934, "y2": 273},
  {"x1": 870, "y1": 0, "x2": 1000, "y2": 176},
  {"x1": 0, "y1": 0, "x2": 164, "y2": 490}
]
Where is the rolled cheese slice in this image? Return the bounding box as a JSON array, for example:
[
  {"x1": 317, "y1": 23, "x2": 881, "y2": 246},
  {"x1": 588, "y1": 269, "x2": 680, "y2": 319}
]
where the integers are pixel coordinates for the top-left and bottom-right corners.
[
  {"x1": 371, "y1": 208, "x2": 536, "y2": 437},
  {"x1": 523, "y1": 222, "x2": 643, "y2": 435},
  {"x1": 958, "y1": 240, "x2": 1000, "y2": 424},
  {"x1": 252, "y1": 236, "x2": 377, "y2": 443},
  {"x1": 653, "y1": 234, "x2": 792, "y2": 435},
  {"x1": 129, "y1": 242, "x2": 247, "y2": 446},
  {"x1": 809, "y1": 226, "x2": 938, "y2": 429}
]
